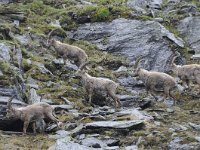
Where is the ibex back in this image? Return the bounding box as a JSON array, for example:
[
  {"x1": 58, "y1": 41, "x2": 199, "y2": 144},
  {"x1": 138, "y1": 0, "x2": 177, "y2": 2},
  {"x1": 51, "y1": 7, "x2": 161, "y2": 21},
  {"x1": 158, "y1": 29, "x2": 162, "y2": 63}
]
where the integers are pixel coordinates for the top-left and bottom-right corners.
[
  {"x1": 47, "y1": 29, "x2": 88, "y2": 67},
  {"x1": 6, "y1": 96, "x2": 61, "y2": 135},
  {"x1": 171, "y1": 53, "x2": 200, "y2": 90},
  {"x1": 74, "y1": 62, "x2": 121, "y2": 108},
  {"x1": 133, "y1": 56, "x2": 178, "y2": 105}
]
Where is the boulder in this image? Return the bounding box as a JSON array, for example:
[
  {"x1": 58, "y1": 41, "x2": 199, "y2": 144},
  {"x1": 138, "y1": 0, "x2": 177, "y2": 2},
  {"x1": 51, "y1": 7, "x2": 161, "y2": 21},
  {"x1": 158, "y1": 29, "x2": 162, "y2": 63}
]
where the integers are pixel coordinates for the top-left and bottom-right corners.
[
  {"x1": 169, "y1": 137, "x2": 200, "y2": 150},
  {"x1": 0, "y1": 43, "x2": 11, "y2": 62},
  {"x1": 177, "y1": 17, "x2": 200, "y2": 54},
  {"x1": 85, "y1": 120, "x2": 144, "y2": 130},
  {"x1": 68, "y1": 18, "x2": 184, "y2": 72}
]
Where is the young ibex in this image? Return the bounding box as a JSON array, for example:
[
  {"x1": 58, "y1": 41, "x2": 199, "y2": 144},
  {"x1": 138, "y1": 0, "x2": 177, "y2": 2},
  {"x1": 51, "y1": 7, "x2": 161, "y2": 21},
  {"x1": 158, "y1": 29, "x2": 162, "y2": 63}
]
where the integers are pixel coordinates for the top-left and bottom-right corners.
[
  {"x1": 133, "y1": 56, "x2": 177, "y2": 105},
  {"x1": 47, "y1": 29, "x2": 88, "y2": 67},
  {"x1": 171, "y1": 53, "x2": 200, "y2": 90},
  {"x1": 6, "y1": 96, "x2": 61, "y2": 135},
  {"x1": 74, "y1": 62, "x2": 121, "y2": 108}
]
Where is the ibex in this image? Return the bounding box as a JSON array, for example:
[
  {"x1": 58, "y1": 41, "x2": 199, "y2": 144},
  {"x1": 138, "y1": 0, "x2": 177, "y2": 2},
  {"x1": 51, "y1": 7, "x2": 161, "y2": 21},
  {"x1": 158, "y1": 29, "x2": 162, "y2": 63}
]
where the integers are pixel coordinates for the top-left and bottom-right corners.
[
  {"x1": 74, "y1": 62, "x2": 121, "y2": 108},
  {"x1": 6, "y1": 96, "x2": 62, "y2": 135},
  {"x1": 47, "y1": 29, "x2": 88, "y2": 67},
  {"x1": 133, "y1": 56, "x2": 177, "y2": 105},
  {"x1": 171, "y1": 52, "x2": 200, "y2": 90}
]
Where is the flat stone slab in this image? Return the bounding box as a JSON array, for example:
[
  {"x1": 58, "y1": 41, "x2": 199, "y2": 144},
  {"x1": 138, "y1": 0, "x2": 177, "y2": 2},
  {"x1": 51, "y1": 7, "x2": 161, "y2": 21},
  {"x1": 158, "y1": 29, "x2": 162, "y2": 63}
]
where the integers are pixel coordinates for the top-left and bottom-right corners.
[
  {"x1": 189, "y1": 122, "x2": 200, "y2": 130},
  {"x1": 191, "y1": 54, "x2": 200, "y2": 60},
  {"x1": 115, "y1": 108, "x2": 153, "y2": 121},
  {"x1": 85, "y1": 120, "x2": 144, "y2": 130}
]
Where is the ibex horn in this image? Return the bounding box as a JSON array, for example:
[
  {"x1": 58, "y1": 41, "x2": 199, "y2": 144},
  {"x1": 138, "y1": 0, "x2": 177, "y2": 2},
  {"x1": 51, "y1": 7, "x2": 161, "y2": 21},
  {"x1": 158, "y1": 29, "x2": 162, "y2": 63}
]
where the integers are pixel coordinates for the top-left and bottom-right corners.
[
  {"x1": 7, "y1": 95, "x2": 15, "y2": 109},
  {"x1": 134, "y1": 55, "x2": 146, "y2": 69}
]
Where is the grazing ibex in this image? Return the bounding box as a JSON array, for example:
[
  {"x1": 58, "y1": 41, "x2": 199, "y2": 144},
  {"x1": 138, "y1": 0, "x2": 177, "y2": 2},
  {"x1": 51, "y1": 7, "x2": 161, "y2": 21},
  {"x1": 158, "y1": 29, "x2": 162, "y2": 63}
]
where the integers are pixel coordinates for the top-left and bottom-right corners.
[
  {"x1": 133, "y1": 56, "x2": 177, "y2": 105},
  {"x1": 74, "y1": 62, "x2": 121, "y2": 108},
  {"x1": 171, "y1": 52, "x2": 200, "y2": 90},
  {"x1": 6, "y1": 96, "x2": 61, "y2": 135},
  {"x1": 47, "y1": 29, "x2": 88, "y2": 67}
]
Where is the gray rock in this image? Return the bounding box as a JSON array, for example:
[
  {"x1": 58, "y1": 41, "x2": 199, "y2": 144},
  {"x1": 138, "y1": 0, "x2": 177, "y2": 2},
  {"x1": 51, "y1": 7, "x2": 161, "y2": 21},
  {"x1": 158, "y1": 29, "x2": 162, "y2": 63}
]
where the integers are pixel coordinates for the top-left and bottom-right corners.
[
  {"x1": 117, "y1": 76, "x2": 138, "y2": 87},
  {"x1": 125, "y1": 145, "x2": 138, "y2": 150},
  {"x1": 26, "y1": 77, "x2": 39, "y2": 89},
  {"x1": 191, "y1": 54, "x2": 200, "y2": 60},
  {"x1": 50, "y1": 20, "x2": 61, "y2": 28},
  {"x1": 153, "y1": 17, "x2": 164, "y2": 23},
  {"x1": 69, "y1": 18, "x2": 184, "y2": 72},
  {"x1": 166, "y1": 108, "x2": 174, "y2": 113},
  {"x1": 70, "y1": 123, "x2": 84, "y2": 136},
  {"x1": 104, "y1": 146, "x2": 119, "y2": 150},
  {"x1": 169, "y1": 137, "x2": 200, "y2": 150},
  {"x1": 0, "y1": 0, "x2": 12, "y2": 4},
  {"x1": 29, "y1": 88, "x2": 41, "y2": 104},
  {"x1": 177, "y1": 16, "x2": 200, "y2": 54},
  {"x1": 85, "y1": 120, "x2": 144, "y2": 130},
  {"x1": 127, "y1": 0, "x2": 163, "y2": 14},
  {"x1": 0, "y1": 87, "x2": 16, "y2": 97},
  {"x1": 127, "y1": 0, "x2": 148, "y2": 14},
  {"x1": 189, "y1": 122, "x2": 200, "y2": 130},
  {"x1": 65, "y1": 60, "x2": 79, "y2": 71},
  {"x1": 48, "y1": 138, "x2": 95, "y2": 150},
  {"x1": 15, "y1": 34, "x2": 31, "y2": 45},
  {"x1": 5, "y1": 13, "x2": 26, "y2": 21},
  {"x1": 36, "y1": 63, "x2": 53, "y2": 75},
  {"x1": 0, "y1": 43, "x2": 11, "y2": 62},
  {"x1": 53, "y1": 58, "x2": 65, "y2": 65},
  {"x1": 0, "y1": 96, "x2": 26, "y2": 106},
  {"x1": 81, "y1": 137, "x2": 106, "y2": 148},
  {"x1": 13, "y1": 20, "x2": 20, "y2": 27},
  {"x1": 79, "y1": 0, "x2": 94, "y2": 5},
  {"x1": 60, "y1": 96, "x2": 74, "y2": 106},
  {"x1": 115, "y1": 108, "x2": 153, "y2": 121},
  {"x1": 114, "y1": 66, "x2": 128, "y2": 73},
  {"x1": 195, "y1": 137, "x2": 200, "y2": 142},
  {"x1": 49, "y1": 130, "x2": 70, "y2": 139}
]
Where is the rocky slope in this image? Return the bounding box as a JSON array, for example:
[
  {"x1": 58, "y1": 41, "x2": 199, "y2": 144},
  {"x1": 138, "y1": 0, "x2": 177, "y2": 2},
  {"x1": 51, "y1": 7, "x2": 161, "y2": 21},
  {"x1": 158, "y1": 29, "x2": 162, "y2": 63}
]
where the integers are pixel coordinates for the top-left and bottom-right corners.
[{"x1": 0, "y1": 0, "x2": 200, "y2": 149}]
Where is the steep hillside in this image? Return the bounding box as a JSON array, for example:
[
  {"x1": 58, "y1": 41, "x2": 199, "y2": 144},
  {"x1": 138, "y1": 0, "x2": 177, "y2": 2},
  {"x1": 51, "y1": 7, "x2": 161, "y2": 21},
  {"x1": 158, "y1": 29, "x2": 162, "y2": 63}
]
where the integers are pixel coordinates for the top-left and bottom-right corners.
[{"x1": 0, "y1": 0, "x2": 200, "y2": 149}]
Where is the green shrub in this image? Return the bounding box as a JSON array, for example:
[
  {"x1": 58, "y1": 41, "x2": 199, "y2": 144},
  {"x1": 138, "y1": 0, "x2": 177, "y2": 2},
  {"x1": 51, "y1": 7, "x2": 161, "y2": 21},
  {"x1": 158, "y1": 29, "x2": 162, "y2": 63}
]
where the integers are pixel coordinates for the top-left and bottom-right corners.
[{"x1": 92, "y1": 7, "x2": 110, "y2": 21}]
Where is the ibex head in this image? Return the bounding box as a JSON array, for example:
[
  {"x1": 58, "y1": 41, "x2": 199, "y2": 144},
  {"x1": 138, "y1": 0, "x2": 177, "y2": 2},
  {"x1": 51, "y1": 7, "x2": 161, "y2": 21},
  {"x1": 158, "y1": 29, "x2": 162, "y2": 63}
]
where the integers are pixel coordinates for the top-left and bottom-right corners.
[
  {"x1": 132, "y1": 56, "x2": 145, "y2": 76},
  {"x1": 6, "y1": 95, "x2": 17, "y2": 119},
  {"x1": 47, "y1": 29, "x2": 57, "y2": 47},
  {"x1": 74, "y1": 61, "x2": 89, "y2": 77}
]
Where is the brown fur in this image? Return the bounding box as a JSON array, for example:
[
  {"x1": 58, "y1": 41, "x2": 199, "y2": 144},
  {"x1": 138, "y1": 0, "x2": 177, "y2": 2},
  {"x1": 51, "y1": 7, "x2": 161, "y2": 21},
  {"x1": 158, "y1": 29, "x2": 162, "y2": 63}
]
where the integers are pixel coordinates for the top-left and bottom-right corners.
[
  {"x1": 133, "y1": 57, "x2": 177, "y2": 105},
  {"x1": 47, "y1": 30, "x2": 88, "y2": 67},
  {"x1": 6, "y1": 96, "x2": 61, "y2": 135},
  {"x1": 171, "y1": 55, "x2": 200, "y2": 89},
  {"x1": 75, "y1": 62, "x2": 121, "y2": 108}
]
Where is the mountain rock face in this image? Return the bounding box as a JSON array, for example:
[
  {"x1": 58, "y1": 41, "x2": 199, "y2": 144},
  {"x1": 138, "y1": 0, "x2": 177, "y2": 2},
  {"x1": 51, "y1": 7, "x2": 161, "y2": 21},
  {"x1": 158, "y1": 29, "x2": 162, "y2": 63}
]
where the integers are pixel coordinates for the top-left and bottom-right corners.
[
  {"x1": 127, "y1": 0, "x2": 164, "y2": 13},
  {"x1": 0, "y1": 0, "x2": 200, "y2": 149},
  {"x1": 68, "y1": 18, "x2": 184, "y2": 72},
  {"x1": 177, "y1": 16, "x2": 200, "y2": 54}
]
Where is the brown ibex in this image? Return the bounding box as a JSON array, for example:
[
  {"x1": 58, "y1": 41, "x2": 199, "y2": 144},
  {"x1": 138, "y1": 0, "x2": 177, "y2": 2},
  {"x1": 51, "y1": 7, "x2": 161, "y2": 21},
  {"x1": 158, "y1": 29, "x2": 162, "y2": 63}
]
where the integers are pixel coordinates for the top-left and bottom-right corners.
[
  {"x1": 171, "y1": 52, "x2": 200, "y2": 90},
  {"x1": 6, "y1": 96, "x2": 62, "y2": 135},
  {"x1": 133, "y1": 56, "x2": 177, "y2": 105},
  {"x1": 74, "y1": 62, "x2": 121, "y2": 108},
  {"x1": 47, "y1": 29, "x2": 88, "y2": 68}
]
